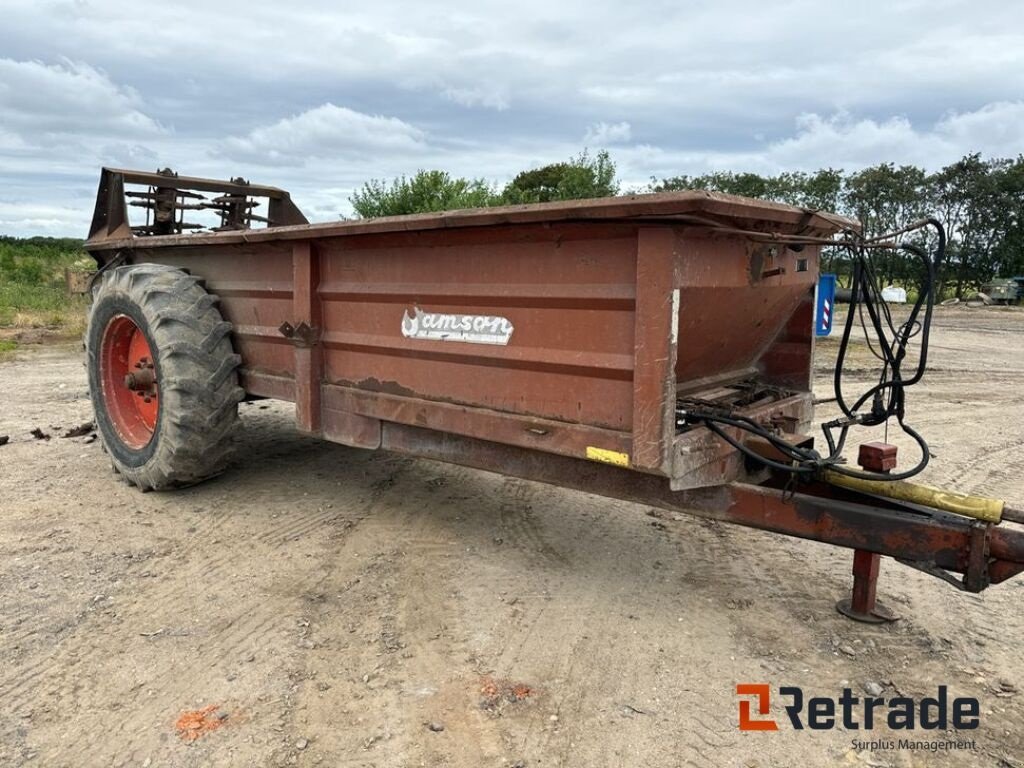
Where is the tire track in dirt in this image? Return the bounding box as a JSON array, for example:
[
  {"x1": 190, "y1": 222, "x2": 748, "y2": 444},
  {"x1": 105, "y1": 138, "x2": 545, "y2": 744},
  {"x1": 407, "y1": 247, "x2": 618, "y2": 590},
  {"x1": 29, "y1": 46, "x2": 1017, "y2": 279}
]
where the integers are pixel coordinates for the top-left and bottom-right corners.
[
  {"x1": 0, "y1": 521, "x2": 265, "y2": 712},
  {"x1": 389, "y1": 479, "x2": 511, "y2": 766},
  {"x1": 462, "y1": 474, "x2": 574, "y2": 670},
  {"x1": 0, "y1": 476, "x2": 248, "y2": 669},
  {"x1": 943, "y1": 437, "x2": 1024, "y2": 492},
  {"x1": 1, "y1": 434, "x2": 404, "y2": 764},
  {"x1": 496, "y1": 477, "x2": 568, "y2": 566},
  {"x1": 272, "y1": 461, "x2": 510, "y2": 766},
  {"x1": 93, "y1": 454, "x2": 411, "y2": 764},
  {"x1": 466, "y1": 489, "x2": 742, "y2": 768}
]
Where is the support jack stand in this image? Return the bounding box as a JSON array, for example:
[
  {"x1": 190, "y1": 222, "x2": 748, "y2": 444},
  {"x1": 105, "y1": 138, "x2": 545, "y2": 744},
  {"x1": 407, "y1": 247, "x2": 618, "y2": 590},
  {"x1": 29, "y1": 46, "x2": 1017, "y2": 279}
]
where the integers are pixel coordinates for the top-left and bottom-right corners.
[{"x1": 836, "y1": 549, "x2": 899, "y2": 624}]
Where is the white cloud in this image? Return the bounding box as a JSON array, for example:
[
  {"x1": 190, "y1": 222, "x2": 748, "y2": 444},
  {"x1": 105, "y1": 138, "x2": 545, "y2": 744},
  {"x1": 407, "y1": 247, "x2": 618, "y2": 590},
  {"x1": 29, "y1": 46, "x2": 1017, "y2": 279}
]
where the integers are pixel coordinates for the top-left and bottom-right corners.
[
  {"x1": 442, "y1": 86, "x2": 510, "y2": 111},
  {"x1": 218, "y1": 104, "x2": 427, "y2": 166},
  {"x1": 607, "y1": 102, "x2": 1024, "y2": 190},
  {"x1": 936, "y1": 101, "x2": 1024, "y2": 157},
  {"x1": 758, "y1": 104, "x2": 1024, "y2": 172},
  {"x1": 584, "y1": 121, "x2": 631, "y2": 145},
  {"x1": 761, "y1": 112, "x2": 940, "y2": 169},
  {"x1": 1, "y1": 2, "x2": 1023, "y2": 235},
  {"x1": 0, "y1": 58, "x2": 162, "y2": 141},
  {"x1": 0, "y1": 202, "x2": 90, "y2": 234}
]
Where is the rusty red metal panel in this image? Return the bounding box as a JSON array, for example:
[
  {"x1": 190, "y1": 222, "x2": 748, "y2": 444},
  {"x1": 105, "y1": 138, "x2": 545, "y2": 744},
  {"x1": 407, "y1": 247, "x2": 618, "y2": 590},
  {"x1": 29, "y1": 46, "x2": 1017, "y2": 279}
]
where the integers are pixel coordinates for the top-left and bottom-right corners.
[
  {"x1": 631, "y1": 228, "x2": 679, "y2": 472},
  {"x1": 316, "y1": 224, "x2": 638, "y2": 431},
  {"x1": 118, "y1": 218, "x2": 827, "y2": 482},
  {"x1": 292, "y1": 241, "x2": 323, "y2": 435},
  {"x1": 321, "y1": 407, "x2": 381, "y2": 449},
  {"x1": 759, "y1": 284, "x2": 815, "y2": 391},
  {"x1": 144, "y1": 242, "x2": 296, "y2": 386},
  {"x1": 238, "y1": 370, "x2": 294, "y2": 401},
  {"x1": 674, "y1": 235, "x2": 818, "y2": 388},
  {"x1": 322, "y1": 383, "x2": 632, "y2": 464}
]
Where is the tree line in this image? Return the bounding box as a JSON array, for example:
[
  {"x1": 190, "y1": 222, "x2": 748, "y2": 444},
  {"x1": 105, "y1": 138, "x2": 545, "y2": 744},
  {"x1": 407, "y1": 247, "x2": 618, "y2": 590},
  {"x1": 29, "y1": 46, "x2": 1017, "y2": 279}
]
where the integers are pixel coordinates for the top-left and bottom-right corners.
[
  {"x1": 351, "y1": 152, "x2": 1024, "y2": 297},
  {"x1": 350, "y1": 150, "x2": 620, "y2": 216}
]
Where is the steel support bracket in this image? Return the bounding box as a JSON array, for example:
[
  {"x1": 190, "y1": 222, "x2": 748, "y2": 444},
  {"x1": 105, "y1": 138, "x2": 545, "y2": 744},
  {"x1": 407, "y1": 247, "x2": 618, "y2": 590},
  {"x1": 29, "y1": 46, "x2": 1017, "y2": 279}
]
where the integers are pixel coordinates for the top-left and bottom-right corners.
[{"x1": 278, "y1": 321, "x2": 321, "y2": 348}]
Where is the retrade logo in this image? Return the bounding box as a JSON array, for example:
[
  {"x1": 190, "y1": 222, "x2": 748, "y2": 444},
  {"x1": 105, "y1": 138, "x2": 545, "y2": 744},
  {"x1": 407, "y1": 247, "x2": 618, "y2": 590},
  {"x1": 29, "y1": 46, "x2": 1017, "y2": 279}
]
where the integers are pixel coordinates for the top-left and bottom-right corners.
[
  {"x1": 736, "y1": 684, "x2": 779, "y2": 731},
  {"x1": 735, "y1": 684, "x2": 980, "y2": 732}
]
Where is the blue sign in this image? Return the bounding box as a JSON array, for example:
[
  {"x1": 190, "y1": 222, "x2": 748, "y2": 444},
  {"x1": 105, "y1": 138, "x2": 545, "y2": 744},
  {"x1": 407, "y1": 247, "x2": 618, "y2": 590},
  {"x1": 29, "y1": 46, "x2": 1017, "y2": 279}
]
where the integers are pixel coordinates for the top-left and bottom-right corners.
[{"x1": 816, "y1": 274, "x2": 836, "y2": 337}]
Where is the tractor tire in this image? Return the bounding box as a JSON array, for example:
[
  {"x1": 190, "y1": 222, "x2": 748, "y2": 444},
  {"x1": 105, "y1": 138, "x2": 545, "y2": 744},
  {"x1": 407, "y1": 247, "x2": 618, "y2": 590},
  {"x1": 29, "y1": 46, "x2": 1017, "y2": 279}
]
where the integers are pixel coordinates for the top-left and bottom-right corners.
[{"x1": 86, "y1": 264, "x2": 244, "y2": 490}]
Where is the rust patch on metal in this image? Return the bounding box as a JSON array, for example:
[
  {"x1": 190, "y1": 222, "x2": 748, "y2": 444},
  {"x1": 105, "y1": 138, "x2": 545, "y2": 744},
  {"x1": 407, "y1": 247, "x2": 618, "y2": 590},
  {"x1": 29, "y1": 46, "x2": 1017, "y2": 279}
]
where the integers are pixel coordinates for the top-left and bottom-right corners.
[{"x1": 353, "y1": 376, "x2": 420, "y2": 399}]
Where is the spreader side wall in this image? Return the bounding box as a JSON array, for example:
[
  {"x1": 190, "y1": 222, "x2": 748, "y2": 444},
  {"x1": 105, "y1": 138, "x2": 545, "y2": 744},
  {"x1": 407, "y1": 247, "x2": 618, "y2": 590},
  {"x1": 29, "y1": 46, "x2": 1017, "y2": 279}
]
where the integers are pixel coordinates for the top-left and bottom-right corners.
[
  {"x1": 316, "y1": 223, "x2": 640, "y2": 432},
  {"x1": 143, "y1": 241, "x2": 299, "y2": 399},
  {"x1": 130, "y1": 220, "x2": 817, "y2": 484}
]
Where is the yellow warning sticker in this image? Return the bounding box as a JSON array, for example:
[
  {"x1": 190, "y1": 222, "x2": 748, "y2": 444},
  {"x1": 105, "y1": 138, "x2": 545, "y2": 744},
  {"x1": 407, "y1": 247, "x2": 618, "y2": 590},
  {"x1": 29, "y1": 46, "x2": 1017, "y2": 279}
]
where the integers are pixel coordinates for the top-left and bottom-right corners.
[{"x1": 586, "y1": 446, "x2": 630, "y2": 467}]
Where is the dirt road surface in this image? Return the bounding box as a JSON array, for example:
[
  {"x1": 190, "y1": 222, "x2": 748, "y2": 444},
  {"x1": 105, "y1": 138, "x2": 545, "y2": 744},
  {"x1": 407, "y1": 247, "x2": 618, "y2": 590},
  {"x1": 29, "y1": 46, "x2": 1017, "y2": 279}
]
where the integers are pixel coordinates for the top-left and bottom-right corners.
[{"x1": 1, "y1": 306, "x2": 1022, "y2": 767}]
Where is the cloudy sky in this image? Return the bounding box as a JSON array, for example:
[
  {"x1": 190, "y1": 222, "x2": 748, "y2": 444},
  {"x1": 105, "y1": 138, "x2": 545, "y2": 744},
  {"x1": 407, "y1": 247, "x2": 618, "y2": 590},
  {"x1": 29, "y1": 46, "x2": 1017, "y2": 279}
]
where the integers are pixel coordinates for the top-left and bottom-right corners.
[{"x1": 2, "y1": 0, "x2": 1023, "y2": 236}]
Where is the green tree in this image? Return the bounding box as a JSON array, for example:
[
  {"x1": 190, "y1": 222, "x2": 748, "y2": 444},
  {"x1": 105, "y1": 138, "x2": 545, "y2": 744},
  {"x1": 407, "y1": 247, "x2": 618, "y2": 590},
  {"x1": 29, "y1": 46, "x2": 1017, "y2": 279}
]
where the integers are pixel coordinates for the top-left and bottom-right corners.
[
  {"x1": 650, "y1": 169, "x2": 843, "y2": 211},
  {"x1": 349, "y1": 150, "x2": 621, "y2": 218},
  {"x1": 502, "y1": 150, "x2": 618, "y2": 204},
  {"x1": 349, "y1": 170, "x2": 500, "y2": 218},
  {"x1": 651, "y1": 171, "x2": 779, "y2": 198},
  {"x1": 843, "y1": 163, "x2": 929, "y2": 285},
  {"x1": 790, "y1": 169, "x2": 844, "y2": 213},
  {"x1": 926, "y1": 154, "x2": 1024, "y2": 296},
  {"x1": 989, "y1": 156, "x2": 1024, "y2": 281}
]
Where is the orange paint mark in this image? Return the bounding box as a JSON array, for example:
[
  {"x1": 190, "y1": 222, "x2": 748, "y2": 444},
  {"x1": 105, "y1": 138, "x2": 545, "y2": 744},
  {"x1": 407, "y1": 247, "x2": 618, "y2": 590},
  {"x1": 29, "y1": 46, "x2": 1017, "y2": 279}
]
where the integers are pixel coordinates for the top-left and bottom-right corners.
[
  {"x1": 175, "y1": 704, "x2": 227, "y2": 742},
  {"x1": 479, "y1": 676, "x2": 534, "y2": 709},
  {"x1": 480, "y1": 677, "x2": 501, "y2": 703},
  {"x1": 511, "y1": 683, "x2": 532, "y2": 701}
]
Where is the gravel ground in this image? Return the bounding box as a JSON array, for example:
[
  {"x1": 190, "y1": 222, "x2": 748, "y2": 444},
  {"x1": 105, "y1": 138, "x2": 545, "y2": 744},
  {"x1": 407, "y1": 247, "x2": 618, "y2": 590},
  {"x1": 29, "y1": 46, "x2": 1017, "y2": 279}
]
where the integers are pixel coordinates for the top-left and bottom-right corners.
[{"x1": 0, "y1": 305, "x2": 1022, "y2": 767}]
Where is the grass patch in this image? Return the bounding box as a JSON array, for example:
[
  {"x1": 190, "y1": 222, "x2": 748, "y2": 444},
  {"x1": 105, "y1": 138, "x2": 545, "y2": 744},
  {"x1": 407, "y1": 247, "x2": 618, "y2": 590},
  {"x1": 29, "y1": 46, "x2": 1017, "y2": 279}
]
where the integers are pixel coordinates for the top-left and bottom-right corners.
[
  {"x1": 0, "y1": 339, "x2": 16, "y2": 362},
  {"x1": 0, "y1": 283, "x2": 88, "y2": 332},
  {"x1": 0, "y1": 236, "x2": 91, "y2": 340}
]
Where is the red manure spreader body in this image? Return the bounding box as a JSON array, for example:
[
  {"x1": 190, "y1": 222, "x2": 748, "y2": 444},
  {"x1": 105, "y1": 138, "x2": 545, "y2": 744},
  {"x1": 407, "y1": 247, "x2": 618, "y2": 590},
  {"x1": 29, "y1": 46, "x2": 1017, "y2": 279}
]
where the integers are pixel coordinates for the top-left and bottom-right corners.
[{"x1": 83, "y1": 168, "x2": 1024, "y2": 620}]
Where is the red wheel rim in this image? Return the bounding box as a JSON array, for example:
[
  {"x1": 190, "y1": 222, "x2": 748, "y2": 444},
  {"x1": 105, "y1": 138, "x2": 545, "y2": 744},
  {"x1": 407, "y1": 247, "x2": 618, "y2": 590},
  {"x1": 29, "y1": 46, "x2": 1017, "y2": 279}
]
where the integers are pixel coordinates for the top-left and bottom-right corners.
[{"x1": 100, "y1": 315, "x2": 159, "y2": 450}]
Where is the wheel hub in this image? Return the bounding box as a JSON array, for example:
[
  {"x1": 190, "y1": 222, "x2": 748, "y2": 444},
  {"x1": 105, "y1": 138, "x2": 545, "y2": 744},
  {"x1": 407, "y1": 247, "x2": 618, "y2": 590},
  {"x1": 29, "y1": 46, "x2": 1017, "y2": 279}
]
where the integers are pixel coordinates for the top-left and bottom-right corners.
[{"x1": 124, "y1": 358, "x2": 157, "y2": 399}]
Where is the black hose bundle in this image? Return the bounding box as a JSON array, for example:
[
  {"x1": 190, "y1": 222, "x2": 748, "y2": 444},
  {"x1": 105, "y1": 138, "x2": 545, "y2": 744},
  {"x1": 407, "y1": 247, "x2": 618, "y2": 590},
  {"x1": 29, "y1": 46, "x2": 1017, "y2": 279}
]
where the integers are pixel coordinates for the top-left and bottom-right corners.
[{"x1": 681, "y1": 218, "x2": 946, "y2": 482}]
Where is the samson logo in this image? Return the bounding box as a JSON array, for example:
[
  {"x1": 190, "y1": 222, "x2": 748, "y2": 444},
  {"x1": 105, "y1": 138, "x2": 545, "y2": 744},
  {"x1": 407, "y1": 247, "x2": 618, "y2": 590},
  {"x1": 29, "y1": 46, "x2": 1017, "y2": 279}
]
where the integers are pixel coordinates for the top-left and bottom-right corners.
[{"x1": 401, "y1": 306, "x2": 514, "y2": 346}]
